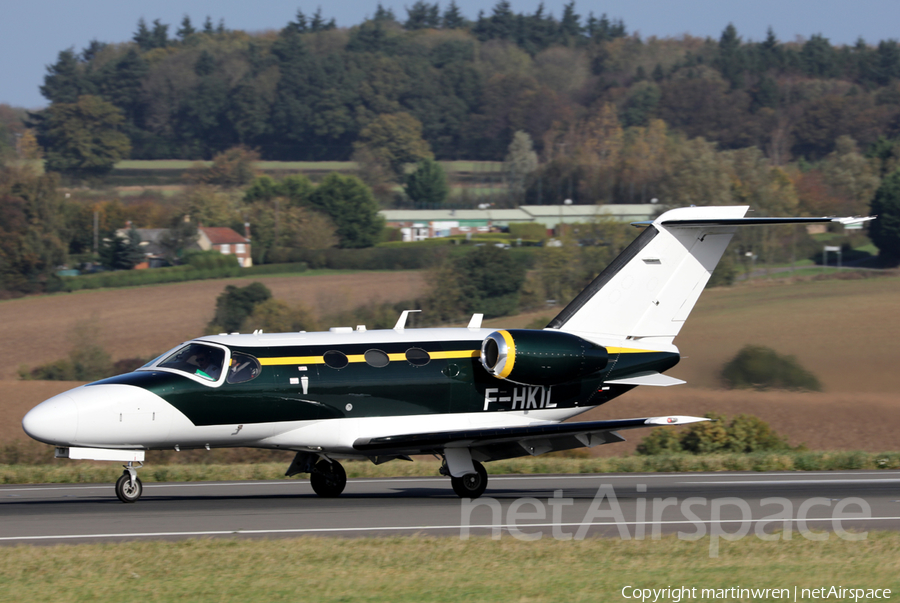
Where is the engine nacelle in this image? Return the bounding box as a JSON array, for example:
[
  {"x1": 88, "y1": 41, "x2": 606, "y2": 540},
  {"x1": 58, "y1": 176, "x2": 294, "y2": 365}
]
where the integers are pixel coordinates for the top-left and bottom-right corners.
[{"x1": 480, "y1": 329, "x2": 608, "y2": 386}]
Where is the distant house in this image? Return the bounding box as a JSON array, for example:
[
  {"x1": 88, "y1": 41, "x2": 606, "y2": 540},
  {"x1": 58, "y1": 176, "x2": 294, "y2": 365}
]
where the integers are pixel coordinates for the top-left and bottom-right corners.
[
  {"x1": 114, "y1": 227, "x2": 169, "y2": 269},
  {"x1": 197, "y1": 226, "x2": 253, "y2": 267}
]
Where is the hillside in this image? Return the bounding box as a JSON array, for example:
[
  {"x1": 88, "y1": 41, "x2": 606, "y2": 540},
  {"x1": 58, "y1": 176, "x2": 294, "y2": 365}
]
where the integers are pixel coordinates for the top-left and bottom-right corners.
[
  {"x1": 2, "y1": 273, "x2": 897, "y2": 453},
  {"x1": 0, "y1": 270, "x2": 427, "y2": 380}
]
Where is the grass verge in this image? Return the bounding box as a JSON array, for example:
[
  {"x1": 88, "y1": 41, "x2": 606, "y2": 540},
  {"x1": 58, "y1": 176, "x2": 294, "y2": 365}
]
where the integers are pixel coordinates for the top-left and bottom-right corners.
[
  {"x1": 4, "y1": 450, "x2": 900, "y2": 485},
  {"x1": 1, "y1": 533, "x2": 898, "y2": 602}
]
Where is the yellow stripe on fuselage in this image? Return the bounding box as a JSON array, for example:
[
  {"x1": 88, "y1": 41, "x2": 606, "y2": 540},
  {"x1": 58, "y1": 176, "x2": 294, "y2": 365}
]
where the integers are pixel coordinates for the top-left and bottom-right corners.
[
  {"x1": 258, "y1": 347, "x2": 652, "y2": 367},
  {"x1": 259, "y1": 349, "x2": 480, "y2": 366},
  {"x1": 259, "y1": 356, "x2": 325, "y2": 366}
]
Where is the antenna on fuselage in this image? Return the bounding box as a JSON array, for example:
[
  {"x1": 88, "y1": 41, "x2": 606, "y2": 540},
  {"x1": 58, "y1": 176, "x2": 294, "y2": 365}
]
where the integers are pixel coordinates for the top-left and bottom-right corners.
[
  {"x1": 467, "y1": 313, "x2": 484, "y2": 329},
  {"x1": 393, "y1": 309, "x2": 422, "y2": 331}
]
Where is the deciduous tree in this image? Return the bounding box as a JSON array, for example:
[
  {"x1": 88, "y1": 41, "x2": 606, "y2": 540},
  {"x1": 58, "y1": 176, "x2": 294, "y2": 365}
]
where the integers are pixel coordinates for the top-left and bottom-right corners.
[
  {"x1": 353, "y1": 113, "x2": 433, "y2": 180},
  {"x1": 504, "y1": 130, "x2": 538, "y2": 201},
  {"x1": 309, "y1": 173, "x2": 385, "y2": 248},
  {"x1": 37, "y1": 96, "x2": 131, "y2": 180},
  {"x1": 405, "y1": 158, "x2": 449, "y2": 205}
]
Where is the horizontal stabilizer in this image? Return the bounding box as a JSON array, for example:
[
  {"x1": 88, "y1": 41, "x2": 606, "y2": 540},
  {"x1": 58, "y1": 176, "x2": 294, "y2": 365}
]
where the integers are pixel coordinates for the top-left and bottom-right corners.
[{"x1": 605, "y1": 372, "x2": 686, "y2": 387}]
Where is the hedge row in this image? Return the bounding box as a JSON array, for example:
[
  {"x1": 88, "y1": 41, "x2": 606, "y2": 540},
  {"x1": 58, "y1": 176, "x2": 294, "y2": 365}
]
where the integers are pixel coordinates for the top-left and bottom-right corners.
[
  {"x1": 269, "y1": 246, "x2": 450, "y2": 270},
  {"x1": 57, "y1": 262, "x2": 309, "y2": 291}
]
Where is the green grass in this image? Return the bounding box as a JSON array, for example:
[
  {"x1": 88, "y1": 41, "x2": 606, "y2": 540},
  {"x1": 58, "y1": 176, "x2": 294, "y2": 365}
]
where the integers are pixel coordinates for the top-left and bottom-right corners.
[
  {"x1": 4, "y1": 451, "x2": 900, "y2": 484},
  {"x1": 1, "y1": 533, "x2": 898, "y2": 602}
]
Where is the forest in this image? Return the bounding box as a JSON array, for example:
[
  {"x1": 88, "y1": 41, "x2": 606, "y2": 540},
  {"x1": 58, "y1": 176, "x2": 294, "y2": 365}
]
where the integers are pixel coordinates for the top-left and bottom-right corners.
[
  {"x1": 2, "y1": 1, "x2": 900, "y2": 299},
  {"x1": 19, "y1": 2, "x2": 900, "y2": 165}
]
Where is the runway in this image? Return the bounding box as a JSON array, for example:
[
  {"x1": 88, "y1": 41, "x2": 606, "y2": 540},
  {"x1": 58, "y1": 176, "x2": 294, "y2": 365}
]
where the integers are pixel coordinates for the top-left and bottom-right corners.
[{"x1": 2, "y1": 471, "x2": 900, "y2": 545}]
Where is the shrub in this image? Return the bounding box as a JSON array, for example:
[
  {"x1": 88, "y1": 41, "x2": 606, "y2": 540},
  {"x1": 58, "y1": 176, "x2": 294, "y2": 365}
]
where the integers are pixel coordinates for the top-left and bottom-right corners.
[
  {"x1": 638, "y1": 412, "x2": 797, "y2": 455},
  {"x1": 508, "y1": 222, "x2": 548, "y2": 241},
  {"x1": 209, "y1": 282, "x2": 272, "y2": 333},
  {"x1": 721, "y1": 345, "x2": 822, "y2": 391},
  {"x1": 635, "y1": 428, "x2": 684, "y2": 455},
  {"x1": 242, "y1": 299, "x2": 319, "y2": 333}
]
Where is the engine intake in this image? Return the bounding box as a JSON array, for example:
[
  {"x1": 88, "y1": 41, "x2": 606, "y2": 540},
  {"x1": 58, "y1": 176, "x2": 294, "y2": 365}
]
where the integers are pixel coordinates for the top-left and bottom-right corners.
[{"x1": 480, "y1": 329, "x2": 608, "y2": 385}]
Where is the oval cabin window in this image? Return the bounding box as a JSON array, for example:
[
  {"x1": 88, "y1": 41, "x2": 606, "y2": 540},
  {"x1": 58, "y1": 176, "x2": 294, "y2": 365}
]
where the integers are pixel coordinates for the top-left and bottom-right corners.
[
  {"x1": 323, "y1": 350, "x2": 349, "y2": 369},
  {"x1": 226, "y1": 352, "x2": 261, "y2": 384},
  {"x1": 364, "y1": 349, "x2": 390, "y2": 368},
  {"x1": 405, "y1": 347, "x2": 431, "y2": 366}
]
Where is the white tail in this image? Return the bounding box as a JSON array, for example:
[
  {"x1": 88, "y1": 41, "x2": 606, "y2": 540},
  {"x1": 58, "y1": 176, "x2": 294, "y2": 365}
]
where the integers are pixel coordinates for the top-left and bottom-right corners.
[{"x1": 547, "y1": 205, "x2": 874, "y2": 347}]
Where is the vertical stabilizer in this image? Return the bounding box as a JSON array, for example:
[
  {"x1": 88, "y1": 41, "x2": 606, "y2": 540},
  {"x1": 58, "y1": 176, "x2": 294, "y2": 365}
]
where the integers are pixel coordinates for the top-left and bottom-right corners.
[{"x1": 547, "y1": 206, "x2": 749, "y2": 346}]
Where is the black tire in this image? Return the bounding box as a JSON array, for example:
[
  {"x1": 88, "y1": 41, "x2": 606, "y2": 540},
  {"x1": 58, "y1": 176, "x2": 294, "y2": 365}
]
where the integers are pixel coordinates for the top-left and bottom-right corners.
[
  {"x1": 450, "y1": 460, "x2": 488, "y2": 499},
  {"x1": 310, "y1": 460, "x2": 347, "y2": 497},
  {"x1": 115, "y1": 472, "x2": 143, "y2": 503}
]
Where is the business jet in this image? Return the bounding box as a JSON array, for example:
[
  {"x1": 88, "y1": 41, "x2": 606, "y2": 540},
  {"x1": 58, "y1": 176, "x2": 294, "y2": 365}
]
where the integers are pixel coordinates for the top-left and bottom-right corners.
[{"x1": 22, "y1": 205, "x2": 873, "y2": 502}]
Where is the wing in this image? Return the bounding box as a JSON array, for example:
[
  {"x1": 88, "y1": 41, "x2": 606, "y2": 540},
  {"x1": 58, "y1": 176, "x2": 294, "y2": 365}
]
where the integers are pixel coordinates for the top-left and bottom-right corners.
[{"x1": 353, "y1": 415, "x2": 708, "y2": 462}]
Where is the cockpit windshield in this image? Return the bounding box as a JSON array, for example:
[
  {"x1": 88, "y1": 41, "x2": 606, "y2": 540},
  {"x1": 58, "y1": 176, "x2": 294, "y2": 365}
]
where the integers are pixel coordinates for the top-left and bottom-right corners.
[{"x1": 158, "y1": 343, "x2": 226, "y2": 381}]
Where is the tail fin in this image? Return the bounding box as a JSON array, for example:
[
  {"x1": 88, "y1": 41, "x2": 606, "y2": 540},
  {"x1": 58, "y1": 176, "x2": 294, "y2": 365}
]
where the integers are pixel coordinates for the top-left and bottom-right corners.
[{"x1": 547, "y1": 205, "x2": 872, "y2": 347}]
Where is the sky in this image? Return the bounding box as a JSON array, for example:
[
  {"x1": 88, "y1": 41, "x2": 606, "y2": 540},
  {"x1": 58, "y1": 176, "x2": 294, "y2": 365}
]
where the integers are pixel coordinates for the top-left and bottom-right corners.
[{"x1": 2, "y1": 0, "x2": 898, "y2": 109}]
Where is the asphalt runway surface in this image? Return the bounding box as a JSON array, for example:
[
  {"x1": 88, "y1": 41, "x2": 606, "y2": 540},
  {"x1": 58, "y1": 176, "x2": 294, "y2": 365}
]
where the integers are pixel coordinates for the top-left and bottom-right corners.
[{"x1": 2, "y1": 471, "x2": 900, "y2": 545}]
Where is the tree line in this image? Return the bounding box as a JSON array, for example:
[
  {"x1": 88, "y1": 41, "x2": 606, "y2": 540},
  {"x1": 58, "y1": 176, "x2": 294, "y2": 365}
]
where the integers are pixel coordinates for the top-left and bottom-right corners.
[{"x1": 27, "y1": 2, "x2": 900, "y2": 170}]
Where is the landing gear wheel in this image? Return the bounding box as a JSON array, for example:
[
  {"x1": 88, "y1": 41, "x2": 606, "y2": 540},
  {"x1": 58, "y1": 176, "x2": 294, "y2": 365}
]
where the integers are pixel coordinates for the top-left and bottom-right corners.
[
  {"x1": 310, "y1": 460, "x2": 347, "y2": 497},
  {"x1": 115, "y1": 472, "x2": 143, "y2": 503},
  {"x1": 450, "y1": 460, "x2": 488, "y2": 499}
]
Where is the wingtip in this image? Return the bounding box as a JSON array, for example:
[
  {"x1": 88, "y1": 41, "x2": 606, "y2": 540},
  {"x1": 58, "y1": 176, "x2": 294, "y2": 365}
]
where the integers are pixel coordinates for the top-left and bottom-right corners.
[{"x1": 644, "y1": 415, "x2": 710, "y2": 426}]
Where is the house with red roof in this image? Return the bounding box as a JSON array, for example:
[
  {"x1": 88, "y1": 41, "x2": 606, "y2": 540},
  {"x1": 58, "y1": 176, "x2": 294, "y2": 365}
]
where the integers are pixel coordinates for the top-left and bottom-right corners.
[{"x1": 197, "y1": 226, "x2": 252, "y2": 267}]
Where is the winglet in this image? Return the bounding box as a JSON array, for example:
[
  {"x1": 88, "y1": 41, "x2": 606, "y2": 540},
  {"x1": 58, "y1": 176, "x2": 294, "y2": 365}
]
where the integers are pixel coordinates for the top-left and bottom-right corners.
[
  {"x1": 832, "y1": 216, "x2": 876, "y2": 226},
  {"x1": 643, "y1": 416, "x2": 709, "y2": 426}
]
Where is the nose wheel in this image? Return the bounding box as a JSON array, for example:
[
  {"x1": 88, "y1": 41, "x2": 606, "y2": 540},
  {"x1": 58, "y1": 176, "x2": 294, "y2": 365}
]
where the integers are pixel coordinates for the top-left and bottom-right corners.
[{"x1": 115, "y1": 463, "x2": 143, "y2": 503}]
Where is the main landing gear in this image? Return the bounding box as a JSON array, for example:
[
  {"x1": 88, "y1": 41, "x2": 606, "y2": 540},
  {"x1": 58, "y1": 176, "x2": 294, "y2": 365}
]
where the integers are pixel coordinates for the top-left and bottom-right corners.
[
  {"x1": 286, "y1": 452, "x2": 348, "y2": 498},
  {"x1": 310, "y1": 459, "x2": 347, "y2": 497},
  {"x1": 115, "y1": 462, "x2": 143, "y2": 503},
  {"x1": 441, "y1": 459, "x2": 489, "y2": 499}
]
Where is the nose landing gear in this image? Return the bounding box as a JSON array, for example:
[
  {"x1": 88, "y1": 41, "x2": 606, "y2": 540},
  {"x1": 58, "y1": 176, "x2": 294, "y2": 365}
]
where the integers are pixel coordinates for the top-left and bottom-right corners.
[{"x1": 115, "y1": 462, "x2": 143, "y2": 503}]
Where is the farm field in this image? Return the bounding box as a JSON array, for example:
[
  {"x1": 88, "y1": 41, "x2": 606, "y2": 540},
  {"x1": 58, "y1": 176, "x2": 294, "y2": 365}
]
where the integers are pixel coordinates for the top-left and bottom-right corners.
[{"x1": 0, "y1": 270, "x2": 427, "y2": 380}]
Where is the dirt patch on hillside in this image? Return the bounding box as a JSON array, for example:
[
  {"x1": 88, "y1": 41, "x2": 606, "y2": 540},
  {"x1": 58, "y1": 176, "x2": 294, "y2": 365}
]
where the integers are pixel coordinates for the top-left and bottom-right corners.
[{"x1": 0, "y1": 272, "x2": 426, "y2": 380}]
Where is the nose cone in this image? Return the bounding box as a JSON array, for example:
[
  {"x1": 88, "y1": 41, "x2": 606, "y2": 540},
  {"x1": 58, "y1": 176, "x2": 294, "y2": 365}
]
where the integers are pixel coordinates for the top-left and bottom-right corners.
[{"x1": 22, "y1": 392, "x2": 78, "y2": 445}]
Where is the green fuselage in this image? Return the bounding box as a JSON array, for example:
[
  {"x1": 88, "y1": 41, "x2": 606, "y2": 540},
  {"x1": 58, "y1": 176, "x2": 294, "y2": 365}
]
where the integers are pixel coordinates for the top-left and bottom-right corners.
[{"x1": 93, "y1": 339, "x2": 679, "y2": 427}]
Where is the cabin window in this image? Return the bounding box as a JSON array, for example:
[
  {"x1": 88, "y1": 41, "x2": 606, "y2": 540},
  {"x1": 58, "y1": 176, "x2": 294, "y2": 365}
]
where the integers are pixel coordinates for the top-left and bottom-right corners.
[
  {"x1": 323, "y1": 350, "x2": 349, "y2": 369},
  {"x1": 158, "y1": 343, "x2": 225, "y2": 381},
  {"x1": 405, "y1": 347, "x2": 430, "y2": 366},
  {"x1": 226, "y1": 352, "x2": 261, "y2": 384},
  {"x1": 364, "y1": 349, "x2": 390, "y2": 368}
]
